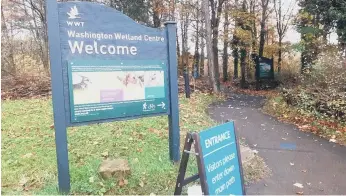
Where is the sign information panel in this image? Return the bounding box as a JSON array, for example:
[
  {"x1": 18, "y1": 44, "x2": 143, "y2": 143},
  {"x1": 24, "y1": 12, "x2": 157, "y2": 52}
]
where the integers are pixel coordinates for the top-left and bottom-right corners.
[
  {"x1": 68, "y1": 59, "x2": 169, "y2": 122},
  {"x1": 198, "y1": 122, "x2": 245, "y2": 195},
  {"x1": 46, "y1": 1, "x2": 180, "y2": 193},
  {"x1": 258, "y1": 57, "x2": 274, "y2": 79}
]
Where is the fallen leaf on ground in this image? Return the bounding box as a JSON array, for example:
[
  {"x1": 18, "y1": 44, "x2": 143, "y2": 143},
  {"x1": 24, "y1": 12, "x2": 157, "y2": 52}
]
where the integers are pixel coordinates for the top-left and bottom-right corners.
[
  {"x1": 23, "y1": 153, "x2": 33, "y2": 158},
  {"x1": 293, "y1": 183, "x2": 304, "y2": 188},
  {"x1": 298, "y1": 125, "x2": 310, "y2": 130},
  {"x1": 101, "y1": 151, "x2": 109, "y2": 157},
  {"x1": 119, "y1": 179, "x2": 125, "y2": 187},
  {"x1": 19, "y1": 176, "x2": 28, "y2": 186}
]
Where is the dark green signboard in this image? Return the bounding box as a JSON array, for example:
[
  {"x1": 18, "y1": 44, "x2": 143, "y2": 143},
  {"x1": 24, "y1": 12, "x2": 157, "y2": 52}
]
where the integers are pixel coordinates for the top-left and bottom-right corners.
[
  {"x1": 257, "y1": 57, "x2": 274, "y2": 79},
  {"x1": 46, "y1": 1, "x2": 180, "y2": 193},
  {"x1": 68, "y1": 59, "x2": 169, "y2": 123}
]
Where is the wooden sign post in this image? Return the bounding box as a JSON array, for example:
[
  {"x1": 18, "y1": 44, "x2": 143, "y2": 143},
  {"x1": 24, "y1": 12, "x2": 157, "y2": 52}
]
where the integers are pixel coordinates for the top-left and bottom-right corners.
[{"x1": 174, "y1": 121, "x2": 245, "y2": 195}]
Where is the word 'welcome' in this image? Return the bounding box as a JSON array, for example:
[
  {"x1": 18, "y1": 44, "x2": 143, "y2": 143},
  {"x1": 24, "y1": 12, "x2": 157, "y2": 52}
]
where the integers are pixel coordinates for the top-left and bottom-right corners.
[{"x1": 68, "y1": 40, "x2": 137, "y2": 55}]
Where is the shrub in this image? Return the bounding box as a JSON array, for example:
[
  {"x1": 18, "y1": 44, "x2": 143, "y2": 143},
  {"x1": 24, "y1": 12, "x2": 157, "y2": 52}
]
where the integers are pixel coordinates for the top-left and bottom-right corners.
[{"x1": 281, "y1": 46, "x2": 346, "y2": 122}]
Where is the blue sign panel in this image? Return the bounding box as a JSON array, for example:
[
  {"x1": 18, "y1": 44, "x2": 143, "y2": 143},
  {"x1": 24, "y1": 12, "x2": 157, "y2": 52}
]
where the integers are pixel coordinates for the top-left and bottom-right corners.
[
  {"x1": 198, "y1": 121, "x2": 244, "y2": 195},
  {"x1": 57, "y1": 2, "x2": 170, "y2": 125},
  {"x1": 46, "y1": 1, "x2": 180, "y2": 193}
]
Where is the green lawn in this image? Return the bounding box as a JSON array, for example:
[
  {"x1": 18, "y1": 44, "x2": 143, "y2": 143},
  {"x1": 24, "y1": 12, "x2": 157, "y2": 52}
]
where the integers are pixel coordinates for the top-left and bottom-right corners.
[{"x1": 1, "y1": 93, "x2": 223, "y2": 195}]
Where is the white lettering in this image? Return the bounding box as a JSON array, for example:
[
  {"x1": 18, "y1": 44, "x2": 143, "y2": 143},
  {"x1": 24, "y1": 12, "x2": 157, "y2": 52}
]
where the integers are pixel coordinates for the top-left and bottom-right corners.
[
  {"x1": 130, "y1": 46, "x2": 137, "y2": 55},
  {"x1": 85, "y1": 44, "x2": 93, "y2": 54},
  {"x1": 205, "y1": 131, "x2": 231, "y2": 148},
  {"x1": 117, "y1": 46, "x2": 129, "y2": 54},
  {"x1": 108, "y1": 45, "x2": 116, "y2": 54},
  {"x1": 100, "y1": 45, "x2": 107, "y2": 54},
  {"x1": 67, "y1": 40, "x2": 137, "y2": 55},
  {"x1": 68, "y1": 40, "x2": 83, "y2": 54},
  {"x1": 207, "y1": 160, "x2": 223, "y2": 172},
  {"x1": 93, "y1": 41, "x2": 99, "y2": 54}
]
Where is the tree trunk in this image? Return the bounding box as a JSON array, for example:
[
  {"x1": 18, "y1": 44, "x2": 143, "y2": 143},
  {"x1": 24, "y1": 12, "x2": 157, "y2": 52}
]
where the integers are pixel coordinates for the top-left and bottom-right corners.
[
  {"x1": 259, "y1": 0, "x2": 269, "y2": 57},
  {"x1": 152, "y1": 1, "x2": 161, "y2": 28},
  {"x1": 1, "y1": 5, "x2": 16, "y2": 76},
  {"x1": 200, "y1": 34, "x2": 206, "y2": 76},
  {"x1": 240, "y1": 47, "x2": 247, "y2": 88},
  {"x1": 180, "y1": 20, "x2": 185, "y2": 69},
  {"x1": 232, "y1": 0, "x2": 239, "y2": 79},
  {"x1": 212, "y1": 0, "x2": 224, "y2": 86},
  {"x1": 177, "y1": 30, "x2": 181, "y2": 66},
  {"x1": 193, "y1": 7, "x2": 200, "y2": 78},
  {"x1": 203, "y1": 0, "x2": 219, "y2": 92},
  {"x1": 259, "y1": 20, "x2": 266, "y2": 57},
  {"x1": 222, "y1": 1, "x2": 229, "y2": 82},
  {"x1": 233, "y1": 47, "x2": 239, "y2": 79},
  {"x1": 278, "y1": 37, "x2": 282, "y2": 72},
  {"x1": 250, "y1": 0, "x2": 257, "y2": 54}
]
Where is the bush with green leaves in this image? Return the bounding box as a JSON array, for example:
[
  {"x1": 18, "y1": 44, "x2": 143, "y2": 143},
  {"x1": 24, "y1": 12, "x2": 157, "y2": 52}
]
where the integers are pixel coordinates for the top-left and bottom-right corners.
[{"x1": 282, "y1": 47, "x2": 346, "y2": 122}]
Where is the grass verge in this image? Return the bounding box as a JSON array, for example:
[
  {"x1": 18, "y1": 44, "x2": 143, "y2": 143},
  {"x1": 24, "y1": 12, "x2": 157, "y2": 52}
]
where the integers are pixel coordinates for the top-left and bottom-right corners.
[
  {"x1": 263, "y1": 95, "x2": 346, "y2": 146},
  {"x1": 1, "y1": 92, "x2": 224, "y2": 195}
]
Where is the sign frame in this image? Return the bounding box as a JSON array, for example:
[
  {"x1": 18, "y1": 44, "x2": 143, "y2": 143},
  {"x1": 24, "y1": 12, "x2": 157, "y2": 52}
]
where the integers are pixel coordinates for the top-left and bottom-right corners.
[
  {"x1": 255, "y1": 56, "x2": 275, "y2": 80},
  {"x1": 174, "y1": 121, "x2": 246, "y2": 195},
  {"x1": 46, "y1": 1, "x2": 180, "y2": 193}
]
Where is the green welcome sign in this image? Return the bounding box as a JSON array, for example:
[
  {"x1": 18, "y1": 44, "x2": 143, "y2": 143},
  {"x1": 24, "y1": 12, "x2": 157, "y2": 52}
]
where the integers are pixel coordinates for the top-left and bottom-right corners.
[{"x1": 46, "y1": 1, "x2": 180, "y2": 193}]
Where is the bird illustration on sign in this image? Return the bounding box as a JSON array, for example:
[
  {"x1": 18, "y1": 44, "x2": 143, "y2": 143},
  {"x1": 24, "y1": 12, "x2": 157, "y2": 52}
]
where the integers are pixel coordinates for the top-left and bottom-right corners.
[{"x1": 67, "y1": 5, "x2": 80, "y2": 19}]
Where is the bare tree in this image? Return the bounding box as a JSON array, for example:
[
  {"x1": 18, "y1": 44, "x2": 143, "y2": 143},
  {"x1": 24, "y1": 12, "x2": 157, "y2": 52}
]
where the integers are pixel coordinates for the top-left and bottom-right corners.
[
  {"x1": 190, "y1": 0, "x2": 202, "y2": 78},
  {"x1": 222, "y1": 0, "x2": 230, "y2": 82},
  {"x1": 210, "y1": 0, "x2": 226, "y2": 90},
  {"x1": 203, "y1": 0, "x2": 220, "y2": 92},
  {"x1": 232, "y1": 0, "x2": 240, "y2": 79},
  {"x1": 200, "y1": 20, "x2": 206, "y2": 76},
  {"x1": 274, "y1": 0, "x2": 295, "y2": 72},
  {"x1": 11, "y1": 0, "x2": 49, "y2": 75},
  {"x1": 179, "y1": 1, "x2": 191, "y2": 71},
  {"x1": 1, "y1": 4, "x2": 16, "y2": 76},
  {"x1": 249, "y1": 0, "x2": 258, "y2": 54},
  {"x1": 258, "y1": 0, "x2": 270, "y2": 57}
]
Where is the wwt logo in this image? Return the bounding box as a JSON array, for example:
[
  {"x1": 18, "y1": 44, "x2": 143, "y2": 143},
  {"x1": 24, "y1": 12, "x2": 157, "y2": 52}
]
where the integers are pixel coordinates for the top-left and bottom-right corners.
[
  {"x1": 67, "y1": 5, "x2": 80, "y2": 19},
  {"x1": 66, "y1": 5, "x2": 84, "y2": 27}
]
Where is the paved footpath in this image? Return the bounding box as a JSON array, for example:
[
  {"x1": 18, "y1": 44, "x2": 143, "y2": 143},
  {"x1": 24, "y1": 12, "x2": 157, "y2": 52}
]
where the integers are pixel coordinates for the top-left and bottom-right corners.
[{"x1": 208, "y1": 93, "x2": 346, "y2": 195}]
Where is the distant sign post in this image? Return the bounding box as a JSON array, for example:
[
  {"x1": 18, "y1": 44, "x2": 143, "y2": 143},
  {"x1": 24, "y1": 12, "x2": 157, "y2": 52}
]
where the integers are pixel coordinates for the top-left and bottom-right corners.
[
  {"x1": 46, "y1": 1, "x2": 179, "y2": 193},
  {"x1": 174, "y1": 121, "x2": 245, "y2": 195},
  {"x1": 255, "y1": 56, "x2": 274, "y2": 80}
]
